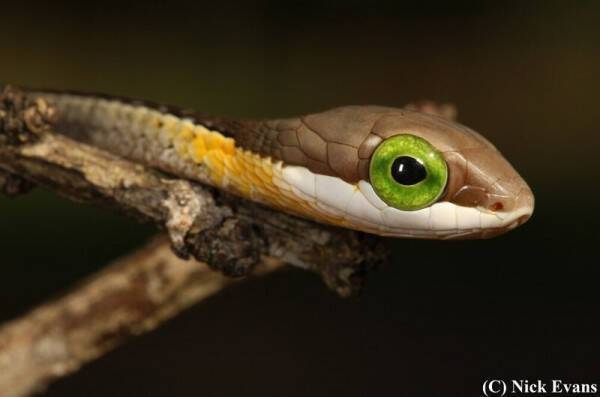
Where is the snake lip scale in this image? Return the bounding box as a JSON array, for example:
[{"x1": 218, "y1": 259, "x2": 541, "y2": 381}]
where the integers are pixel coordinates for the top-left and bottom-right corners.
[{"x1": 33, "y1": 91, "x2": 534, "y2": 240}]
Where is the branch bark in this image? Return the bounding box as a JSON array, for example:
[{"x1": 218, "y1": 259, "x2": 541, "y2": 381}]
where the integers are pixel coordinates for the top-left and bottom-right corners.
[{"x1": 0, "y1": 237, "x2": 284, "y2": 397}]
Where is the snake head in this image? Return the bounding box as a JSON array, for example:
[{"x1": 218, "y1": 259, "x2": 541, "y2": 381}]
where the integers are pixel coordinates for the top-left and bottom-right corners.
[{"x1": 272, "y1": 106, "x2": 534, "y2": 239}]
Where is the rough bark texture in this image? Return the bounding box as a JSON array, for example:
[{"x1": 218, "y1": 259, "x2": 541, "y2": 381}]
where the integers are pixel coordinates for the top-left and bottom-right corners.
[
  {"x1": 0, "y1": 237, "x2": 284, "y2": 397},
  {"x1": 0, "y1": 85, "x2": 389, "y2": 396}
]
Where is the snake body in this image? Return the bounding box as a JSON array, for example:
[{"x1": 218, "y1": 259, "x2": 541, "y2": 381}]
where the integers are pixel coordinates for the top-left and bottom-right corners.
[{"x1": 35, "y1": 91, "x2": 534, "y2": 239}]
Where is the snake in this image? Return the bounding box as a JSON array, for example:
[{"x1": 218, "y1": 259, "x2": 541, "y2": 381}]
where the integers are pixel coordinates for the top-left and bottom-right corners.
[{"x1": 32, "y1": 91, "x2": 534, "y2": 239}]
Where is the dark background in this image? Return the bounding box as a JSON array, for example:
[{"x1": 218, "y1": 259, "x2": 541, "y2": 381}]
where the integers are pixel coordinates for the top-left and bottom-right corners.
[{"x1": 1, "y1": 1, "x2": 599, "y2": 395}]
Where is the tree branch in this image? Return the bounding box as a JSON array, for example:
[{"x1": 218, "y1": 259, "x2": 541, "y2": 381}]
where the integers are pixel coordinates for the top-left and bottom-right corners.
[{"x1": 0, "y1": 237, "x2": 284, "y2": 397}]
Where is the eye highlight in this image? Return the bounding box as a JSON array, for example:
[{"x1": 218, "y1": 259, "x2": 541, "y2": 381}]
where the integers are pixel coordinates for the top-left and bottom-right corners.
[{"x1": 369, "y1": 134, "x2": 448, "y2": 211}]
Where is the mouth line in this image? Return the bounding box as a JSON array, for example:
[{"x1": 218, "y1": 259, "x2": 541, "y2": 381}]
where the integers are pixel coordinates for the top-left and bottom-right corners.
[
  {"x1": 476, "y1": 206, "x2": 508, "y2": 220},
  {"x1": 474, "y1": 203, "x2": 533, "y2": 222},
  {"x1": 432, "y1": 205, "x2": 534, "y2": 239}
]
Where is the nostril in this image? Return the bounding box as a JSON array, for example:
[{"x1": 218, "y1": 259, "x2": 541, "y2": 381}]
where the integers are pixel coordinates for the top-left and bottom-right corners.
[{"x1": 489, "y1": 202, "x2": 504, "y2": 212}]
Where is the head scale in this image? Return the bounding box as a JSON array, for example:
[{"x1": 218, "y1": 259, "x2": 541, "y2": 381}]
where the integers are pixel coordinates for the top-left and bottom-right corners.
[{"x1": 266, "y1": 105, "x2": 534, "y2": 239}]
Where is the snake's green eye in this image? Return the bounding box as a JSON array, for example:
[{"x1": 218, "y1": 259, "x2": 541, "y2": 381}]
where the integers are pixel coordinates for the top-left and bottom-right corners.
[{"x1": 369, "y1": 134, "x2": 448, "y2": 211}]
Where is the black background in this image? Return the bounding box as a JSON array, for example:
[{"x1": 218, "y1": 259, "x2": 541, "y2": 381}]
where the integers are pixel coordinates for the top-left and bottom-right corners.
[{"x1": 1, "y1": 1, "x2": 599, "y2": 395}]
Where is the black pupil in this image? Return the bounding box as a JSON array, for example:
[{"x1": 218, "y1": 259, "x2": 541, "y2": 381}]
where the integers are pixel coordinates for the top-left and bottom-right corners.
[{"x1": 391, "y1": 156, "x2": 427, "y2": 185}]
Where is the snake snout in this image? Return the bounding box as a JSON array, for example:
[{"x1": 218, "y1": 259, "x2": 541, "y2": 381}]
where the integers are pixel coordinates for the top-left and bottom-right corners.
[
  {"x1": 479, "y1": 178, "x2": 535, "y2": 238},
  {"x1": 491, "y1": 173, "x2": 534, "y2": 208},
  {"x1": 489, "y1": 177, "x2": 534, "y2": 222},
  {"x1": 448, "y1": 171, "x2": 534, "y2": 238}
]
